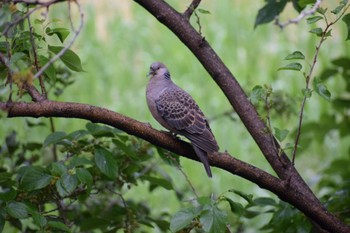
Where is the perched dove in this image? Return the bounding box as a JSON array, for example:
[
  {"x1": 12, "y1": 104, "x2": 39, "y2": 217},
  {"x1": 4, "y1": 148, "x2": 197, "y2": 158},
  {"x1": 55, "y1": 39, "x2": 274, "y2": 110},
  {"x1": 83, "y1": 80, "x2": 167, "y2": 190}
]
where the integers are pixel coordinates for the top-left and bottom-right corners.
[{"x1": 146, "y1": 62, "x2": 219, "y2": 177}]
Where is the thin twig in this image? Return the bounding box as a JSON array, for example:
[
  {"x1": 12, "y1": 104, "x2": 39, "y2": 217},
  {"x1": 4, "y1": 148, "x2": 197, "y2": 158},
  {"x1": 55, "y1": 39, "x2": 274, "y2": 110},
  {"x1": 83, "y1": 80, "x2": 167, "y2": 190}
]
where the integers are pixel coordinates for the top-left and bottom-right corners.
[
  {"x1": 107, "y1": 188, "x2": 132, "y2": 232},
  {"x1": 0, "y1": 50, "x2": 13, "y2": 102},
  {"x1": 292, "y1": 3, "x2": 350, "y2": 164},
  {"x1": 27, "y1": 15, "x2": 47, "y2": 98},
  {"x1": 33, "y1": 0, "x2": 84, "y2": 80},
  {"x1": 166, "y1": 153, "x2": 199, "y2": 199},
  {"x1": 3, "y1": 0, "x2": 64, "y2": 36},
  {"x1": 193, "y1": 10, "x2": 202, "y2": 36},
  {"x1": 275, "y1": 0, "x2": 322, "y2": 29},
  {"x1": 13, "y1": 0, "x2": 65, "y2": 6},
  {"x1": 183, "y1": 0, "x2": 201, "y2": 19},
  {"x1": 292, "y1": 24, "x2": 332, "y2": 164},
  {"x1": 264, "y1": 88, "x2": 282, "y2": 165},
  {"x1": 49, "y1": 117, "x2": 58, "y2": 160}
]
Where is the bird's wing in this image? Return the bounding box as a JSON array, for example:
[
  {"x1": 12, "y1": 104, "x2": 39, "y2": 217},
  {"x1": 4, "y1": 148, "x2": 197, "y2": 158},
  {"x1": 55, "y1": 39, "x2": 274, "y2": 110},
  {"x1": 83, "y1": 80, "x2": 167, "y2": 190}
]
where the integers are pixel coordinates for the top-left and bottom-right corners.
[{"x1": 156, "y1": 88, "x2": 219, "y2": 153}]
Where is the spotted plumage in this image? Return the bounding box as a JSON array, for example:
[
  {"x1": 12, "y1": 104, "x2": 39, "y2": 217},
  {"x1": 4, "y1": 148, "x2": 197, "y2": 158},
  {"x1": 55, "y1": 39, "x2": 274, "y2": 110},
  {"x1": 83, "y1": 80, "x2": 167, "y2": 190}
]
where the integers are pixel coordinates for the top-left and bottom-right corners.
[{"x1": 146, "y1": 62, "x2": 219, "y2": 177}]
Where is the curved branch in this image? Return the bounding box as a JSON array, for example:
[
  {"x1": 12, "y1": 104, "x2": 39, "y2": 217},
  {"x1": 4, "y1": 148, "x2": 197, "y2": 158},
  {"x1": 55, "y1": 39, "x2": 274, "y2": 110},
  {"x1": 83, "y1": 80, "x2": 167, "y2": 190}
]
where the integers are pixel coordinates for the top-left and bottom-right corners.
[
  {"x1": 0, "y1": 100, "x2": 278, "y2": 188},
  {"x1": 1, "y1": 100, "x2": 349, "y2": 232},
  {"x1": 133, "y1": 0, "x2": 350, "y2": 232}
]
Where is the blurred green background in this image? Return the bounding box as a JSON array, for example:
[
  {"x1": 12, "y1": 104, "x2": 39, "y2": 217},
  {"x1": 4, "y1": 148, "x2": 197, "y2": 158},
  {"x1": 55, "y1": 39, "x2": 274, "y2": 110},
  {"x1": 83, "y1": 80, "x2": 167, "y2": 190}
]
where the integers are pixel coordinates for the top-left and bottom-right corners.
[{"x1": 1, "y1": 0, "x2": 350, "y2": 231}]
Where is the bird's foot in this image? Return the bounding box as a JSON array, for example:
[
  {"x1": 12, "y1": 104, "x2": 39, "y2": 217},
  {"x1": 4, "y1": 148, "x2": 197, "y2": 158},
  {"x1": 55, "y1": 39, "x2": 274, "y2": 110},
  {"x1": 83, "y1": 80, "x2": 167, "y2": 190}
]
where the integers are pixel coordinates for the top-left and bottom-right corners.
[{"x1": 161, "y1": 130, "x2": 179, "y2": 140}]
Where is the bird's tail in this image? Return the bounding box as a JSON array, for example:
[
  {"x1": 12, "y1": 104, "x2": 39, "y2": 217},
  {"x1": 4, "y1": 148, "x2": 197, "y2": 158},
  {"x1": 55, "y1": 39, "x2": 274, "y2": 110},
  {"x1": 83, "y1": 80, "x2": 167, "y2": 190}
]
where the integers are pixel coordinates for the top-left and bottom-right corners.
[{"x1": 192, "y1": 146, "x2": 212, "y2": 178}]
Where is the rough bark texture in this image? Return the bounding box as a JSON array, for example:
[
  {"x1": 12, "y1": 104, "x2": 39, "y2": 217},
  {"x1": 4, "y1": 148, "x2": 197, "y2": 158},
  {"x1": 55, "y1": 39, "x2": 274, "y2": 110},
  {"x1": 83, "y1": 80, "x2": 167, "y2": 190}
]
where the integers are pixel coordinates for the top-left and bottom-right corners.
[{"x1": 132, "y1": 0, "x2": 349, "y2": 232}]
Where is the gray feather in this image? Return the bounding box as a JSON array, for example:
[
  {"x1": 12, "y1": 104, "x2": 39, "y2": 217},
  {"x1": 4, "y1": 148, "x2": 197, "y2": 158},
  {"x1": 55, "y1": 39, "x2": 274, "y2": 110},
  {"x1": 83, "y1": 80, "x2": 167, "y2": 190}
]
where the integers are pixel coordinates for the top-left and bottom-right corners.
[{"x1": 146, "y1": 62, "x2": 219, "y2": 177}]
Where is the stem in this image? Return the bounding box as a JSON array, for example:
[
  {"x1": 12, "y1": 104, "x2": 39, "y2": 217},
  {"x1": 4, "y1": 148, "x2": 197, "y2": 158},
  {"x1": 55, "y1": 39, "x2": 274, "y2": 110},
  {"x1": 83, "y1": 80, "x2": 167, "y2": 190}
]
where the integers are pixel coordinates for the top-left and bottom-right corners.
[
  {"x1": 292, "y1": 22, "x2": 333, "y2": 165},
  {"x1": 27, "y1": 15, "x2": 47, "y2": 98}
]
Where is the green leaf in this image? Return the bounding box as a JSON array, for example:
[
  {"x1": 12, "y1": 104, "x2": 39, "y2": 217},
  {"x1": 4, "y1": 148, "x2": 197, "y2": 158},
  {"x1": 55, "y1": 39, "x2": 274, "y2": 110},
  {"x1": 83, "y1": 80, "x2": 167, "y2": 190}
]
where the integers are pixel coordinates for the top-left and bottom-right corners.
[
  {"x1": 278, "y1": 63, "x2": 302, "y2": 71},
  {"x1": 94, "y1": 146, "x2": 118, "y2": 179},
  {"x1": 48, "y1": 45, "x2": 84, "y2": 72},
  {"x1": 298, "y1": 0, "x2": 316, "y2": 8},
  {"x1": 142, "y1": 175, "x2": 173, "y2": 191},
  {"x1": 200, "y1": 205, "x2": 227, "y2": 233},
  {"x1": 313, "y1": 79, "x2": 331, "y2": 101},
  {"x1": 48, "y1": 221, "x2": 71, "y2": 232},
  {"x1": 229, "y1": 189, "x2": 254, "y2": 204},
  {"x1": 198, "y1": 8, "x2": 211, "y2": 14},
  {"x1": 302, "y1": 88, "x2": 312, "y2": 98},
  {"x1": 243, "y1": 210, "x2": 261, "y2": 219},
  {"x1": 38, "y1": 55, "x2": 56, "y2": 81},
  {"x1": 317, "y1": 7, "x2": 328, "y2": 15},
  {"x1": 50, "y1": 162, "x2": 67, "y2": 176},
  {"x1": 170, "y1": 208, "x2": 198, "y2": 232},
  {"x1": 284, "y1": 51, "x2": 305, "y2": 60},
  {"x1": 274, "y1": 127, "x2": 289, "y2": 142},
  {"x1": 86, "y1": 122, "x2": 117, "y2": 137},
  {"x1": 253, "y1": 197, "x2": 277, "y2": 206},
  {"x1": 56, "y1": 173, "x2": 78, "y2": 197},
  {"x1": 332, "y1": 57, "x2": 350, "y2": 69},
  {"x1": 9, "y1": 52, "x2": 28, "y2": 71},
  {"x1": 79, "y1": 217, "x2": 110, "y2": 231},
  {"x1": 319, "y1": 68, "x2": 338, "y2": 81},
  {"x1": 309, "y1": 27, "x2": 323, "y2": 36},
  {"x1": 70, "y1": 156, "x2": 93, "y2": 167},
  {"x1": 19, "y1": 166, "x2": 52, "y2": 191},
  {"x1": 6, "y1": 201, "x2": 29, "y2": 219},
  {"x1": 306, "y1": 16, "x2": 323, "y2": 24},
  {"x1": 224, "y1": 197, "x2": 244, "y2": 215},
  {"x1": 67, "y1": 129, "x2": 89, "y2": 140},
  {"x1": 32, "y1": 212, "x2": 47, "y2": 228},
  {"x1": 331, "y1": 0, "x2": 348, "y2": 14},
  {"x1": 0, "y1": 187, "x2": 17, "y2": 201},
  {"x1": 284, "y1": 142, "x2": 296, "y2": 151},
  {"x1": 76, "y1": 168, "x2": 93, "y2": 188},
  {"x1": 255, "y1": 0, "x2": 288, "y2": 27},
  {"x1": 0, "y1": 215, "x2": 4, "y2": 233},
  {"x1": 45, "y1": 27, "x2": 70, "y2": 43},
  {"x1": 342, "y1": 13, "x2": 350, "y2": 40},
  {"x1": 112, "y1": 139, "x2": 137, "y2": 158},
  {"x1": 43, "y1": 131, "x2": 67, "y2": 147},
  {"x1": 0, "y1": 172, "x2": 12, "y2": 184},
  {"x1": 250, "y1": 85, "x2": 265, "y2": 105}
]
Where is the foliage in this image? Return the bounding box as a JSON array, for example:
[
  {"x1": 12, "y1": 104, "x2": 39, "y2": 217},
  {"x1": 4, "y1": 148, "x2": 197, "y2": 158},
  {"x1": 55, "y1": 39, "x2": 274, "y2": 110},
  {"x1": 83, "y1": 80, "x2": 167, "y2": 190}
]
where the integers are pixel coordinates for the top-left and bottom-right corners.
[{"x1": 0, "y1": 0, "x2": 350, "y2": 232}]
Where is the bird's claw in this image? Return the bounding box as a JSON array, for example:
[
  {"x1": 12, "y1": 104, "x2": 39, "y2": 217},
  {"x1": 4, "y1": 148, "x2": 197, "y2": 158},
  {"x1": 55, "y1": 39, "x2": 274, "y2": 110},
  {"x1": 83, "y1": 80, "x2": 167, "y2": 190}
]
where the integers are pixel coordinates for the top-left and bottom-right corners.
[{"x1": 161, "y1": 130, "x2": 179, "y2": 139}]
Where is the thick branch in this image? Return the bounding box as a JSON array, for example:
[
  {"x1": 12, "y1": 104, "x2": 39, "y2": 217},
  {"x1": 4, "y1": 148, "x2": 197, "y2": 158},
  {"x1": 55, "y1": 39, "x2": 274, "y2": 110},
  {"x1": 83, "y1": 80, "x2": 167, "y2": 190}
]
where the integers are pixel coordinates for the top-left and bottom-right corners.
[
  {"x1": 133, "y1": 0, "x2": 350, "y2": 232},
  {"x1": 0, "y1": 100, "x2": 278, "y2": 189},
  {"x1": 1, "y1": 100, "x2": 349, "y2": 232}
]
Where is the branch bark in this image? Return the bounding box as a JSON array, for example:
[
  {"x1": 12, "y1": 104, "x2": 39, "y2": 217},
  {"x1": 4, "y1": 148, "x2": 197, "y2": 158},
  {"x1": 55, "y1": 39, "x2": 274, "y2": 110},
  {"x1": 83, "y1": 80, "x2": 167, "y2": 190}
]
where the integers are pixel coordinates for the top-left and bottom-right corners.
[
  {"x1": 132, "y1": 0, "x2": 349, "y2": 232},
  {"x1": 1, "y1": 99, "x2": 349, "y2": 232}
]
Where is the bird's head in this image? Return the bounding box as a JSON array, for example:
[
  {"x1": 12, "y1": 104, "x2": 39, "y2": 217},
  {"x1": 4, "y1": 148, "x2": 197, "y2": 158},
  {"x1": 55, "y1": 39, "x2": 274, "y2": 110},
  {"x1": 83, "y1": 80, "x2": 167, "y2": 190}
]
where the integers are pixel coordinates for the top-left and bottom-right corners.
[{"x1": 147, "y1": 62, "x2": 170, "y2": 79}]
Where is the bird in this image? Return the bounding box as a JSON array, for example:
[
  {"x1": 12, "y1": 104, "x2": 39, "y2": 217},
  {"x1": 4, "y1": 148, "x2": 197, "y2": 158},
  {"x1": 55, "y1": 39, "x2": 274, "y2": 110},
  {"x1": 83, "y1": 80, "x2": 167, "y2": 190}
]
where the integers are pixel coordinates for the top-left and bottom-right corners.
[{"x1": 146, "y1": 62, "x2": 219, "y2": 177}]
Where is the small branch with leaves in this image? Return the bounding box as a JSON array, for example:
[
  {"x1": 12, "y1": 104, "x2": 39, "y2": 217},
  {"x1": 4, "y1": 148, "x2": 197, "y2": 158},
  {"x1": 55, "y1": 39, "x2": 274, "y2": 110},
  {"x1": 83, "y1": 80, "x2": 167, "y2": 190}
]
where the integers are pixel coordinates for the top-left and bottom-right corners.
[
  {"x1": 291, "y1": 2, "x2": 350, "y2": 164},
  {"x1": 275, "y1": 0, "x2": 323, "y2": 29}
]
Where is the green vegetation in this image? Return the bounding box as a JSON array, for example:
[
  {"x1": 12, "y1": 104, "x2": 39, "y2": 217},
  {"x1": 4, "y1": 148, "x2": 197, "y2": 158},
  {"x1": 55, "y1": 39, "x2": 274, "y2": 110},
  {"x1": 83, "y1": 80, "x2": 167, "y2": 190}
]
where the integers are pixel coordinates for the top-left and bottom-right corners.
[{"x1": 0, "y1": 0, "x2": 349, "y2": 232}]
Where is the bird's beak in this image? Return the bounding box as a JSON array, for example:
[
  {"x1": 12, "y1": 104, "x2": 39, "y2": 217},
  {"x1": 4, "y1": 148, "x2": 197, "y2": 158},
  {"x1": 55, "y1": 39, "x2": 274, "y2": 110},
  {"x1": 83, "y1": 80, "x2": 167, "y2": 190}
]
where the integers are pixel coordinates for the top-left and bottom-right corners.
[{"x1": 146, "y1": 70, "x2": 154, "y2": 77}]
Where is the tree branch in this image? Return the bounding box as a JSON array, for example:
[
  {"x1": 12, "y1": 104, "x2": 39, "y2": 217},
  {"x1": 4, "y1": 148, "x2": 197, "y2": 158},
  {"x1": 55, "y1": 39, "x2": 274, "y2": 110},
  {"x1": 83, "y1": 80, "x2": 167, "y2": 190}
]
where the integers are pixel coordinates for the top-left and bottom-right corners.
[
  {"x1": 134, "y1": 0, "x2": 317, "y2": 204},
  {"x1": 275, "y1": 0, "x2": 323, "y2": 29},
  {"x1": 133, "y1": 0, "x2": 350, "y2": 232},
  {"x1": 0, "y1": 100, "x2": 278, "y2": 188},
  {"x1": 33, "y1": 0, "x2": 84, "y2": 80},
  {"x1": 1, "y1": 100, "x2": 349, "y2": 232},
  {"x1": 183, "y1": 0, "x2": 201, "y2": 19}
]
